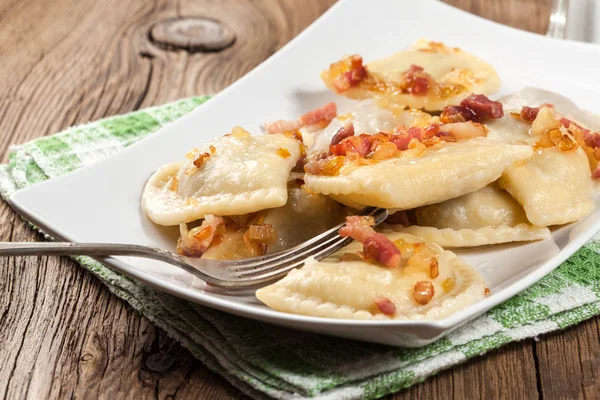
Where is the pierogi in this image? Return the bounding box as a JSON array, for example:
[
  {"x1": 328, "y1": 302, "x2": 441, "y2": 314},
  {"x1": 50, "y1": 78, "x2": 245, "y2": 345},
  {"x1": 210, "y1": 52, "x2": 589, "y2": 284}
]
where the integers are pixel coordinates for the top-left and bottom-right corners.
[
  {"x1": 256, "y1": 232, "x2": 487, "y2": 320},
  {"x1": 304, "y1": 138, "x2": 533, "y2": 209},
  {"x1": 321, "y1": 40, "x2": 500, "y2": 111},
  {"x1": 142, "y1": 129, "x2": 302, "y2": 226},
  {"x1": 390, "y1": 184, "x2": 551, "y2": 247},
  {"x1": 139, "y1": 39, "x2": 600, "y2": 324},
  {"x1": 487, "y1": 88, "x2": 597, "y2": 226}
]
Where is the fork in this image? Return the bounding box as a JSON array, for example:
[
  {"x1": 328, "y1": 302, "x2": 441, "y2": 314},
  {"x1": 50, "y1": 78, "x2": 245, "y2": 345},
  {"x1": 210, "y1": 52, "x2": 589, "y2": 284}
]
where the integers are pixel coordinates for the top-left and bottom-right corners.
[{"x1": 0, "y1": 207, "x2": 388, "y2": 289}]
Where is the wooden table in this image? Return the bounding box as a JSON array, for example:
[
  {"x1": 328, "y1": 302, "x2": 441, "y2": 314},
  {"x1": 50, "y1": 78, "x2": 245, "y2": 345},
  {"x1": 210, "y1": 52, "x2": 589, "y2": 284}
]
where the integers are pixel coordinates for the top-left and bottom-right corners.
[{"x1": 1, "y1": 0, "x2": 598, "y2": 398}]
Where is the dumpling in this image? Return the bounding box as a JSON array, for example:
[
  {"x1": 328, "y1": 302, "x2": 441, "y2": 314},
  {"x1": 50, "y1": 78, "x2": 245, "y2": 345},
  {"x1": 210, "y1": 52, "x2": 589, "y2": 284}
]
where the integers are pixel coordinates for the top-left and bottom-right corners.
[
  {"x1": 499, "y1": 147, "x2": 594, "y2": 226},
  {"x1": 308, "y1": 100, "x2": 432, "y2": 155},
  {"x1": 486, "y1": 88, "x2": 597, "y2": 226},
  {"x1": 390, "y1": 184, "x2": 550, "y2": 247},
  {"x1": 321, "y1": 40, "x2": 500, "y2": 111},
  {"x1": 202, "y1": 187, "x2": 345, "y2": 259},
  {"x1": 142, "y1": 128, "x2": 302, "y2": 226},
  {"x1": 256, "y1": 232, "x2": 487, "y2": 320},
  {"x1": 304, "y1": 138, "x2": 533, "y2": 209}
]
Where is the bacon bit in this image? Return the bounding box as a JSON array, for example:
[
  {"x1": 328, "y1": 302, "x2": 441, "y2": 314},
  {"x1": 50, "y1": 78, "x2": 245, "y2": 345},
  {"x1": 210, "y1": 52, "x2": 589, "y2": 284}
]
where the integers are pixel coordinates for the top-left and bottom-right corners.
[
  {"x1": 264, "y1": 120, "x2": 303, "y2": 134},
  {"x1": 404, "y1": 64, "x2": 432, "y2": 96},
  {"x1": 385, "y1": 210, "x2": 410, "y2": 227},
  {"x1": 339, "y1": 216, "x2": 401, "y2": 268},
  {"x1": 247, "y1": 224, "x2": 277, "y2": 243},
  {"x1": 429, "y1": 259, "x2": 439, "y2": 279},
  {"x1": 276, "y1": 147, "x2": 291, "y2": 158},
  {"x1": 327, "y1": 55, "x2": 368, "y2": 92},
  {"x1": 584, "y1": 131, "x2": 600, "y2": 149},
  {"x1": 461, "y1": 94, "x2": 504, "y2": 119},
  {"x1": 330, "y1": 135, "x2": 371, "y2": 157},
  {"x1": 300, "y1": 102, "x2": 337, "y2": 126},
  {"x1": 177, "y1": 215, "x2": 224, "y2": 257},
  {"x1": 520, "y1": 106, "x2": 540, "y2": 122},
  {"x1": 442, "y1": 278, "x2": 455, "y2": 293},
  {"x1": 389, "y1": 127, "x2": 422, "y2": 150},
  {"x1": 338, "y1": 252, "x2": 363, "y2": 262},
  {"x1": 440, "y1": 94, "x2": 503, "y2": 123},
  {"x1": 374, "y1": 296, "x2": 396, "y2": 316},
  {"x1": 413, "y1": 281, "x2": 435, "y2": 305},
  {"x1": 264, "y1": 103, "x2": 337, "y2": 134},
  {"x1": 440, "y1": 105, "x2": 474, "y2": 123},
  {"x1": 330, "y1": 124, "x2": 355, "y2": 146},
  {"x1": 592, "y1": 166, "x2": 600, "y2": 179},
  {"x1": 484, "y1": 287, "x2": 491, "y2": 296}
]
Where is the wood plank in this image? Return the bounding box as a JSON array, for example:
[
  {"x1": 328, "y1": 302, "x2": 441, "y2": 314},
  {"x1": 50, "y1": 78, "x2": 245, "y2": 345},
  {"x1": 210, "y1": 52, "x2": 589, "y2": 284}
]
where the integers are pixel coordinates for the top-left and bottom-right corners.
[
  {"x1": 534, "y1": 318, "x2": 600, "y2": 399},
  {"x1": 389, "y1": 341, "x2": 539, "y2": 399}
]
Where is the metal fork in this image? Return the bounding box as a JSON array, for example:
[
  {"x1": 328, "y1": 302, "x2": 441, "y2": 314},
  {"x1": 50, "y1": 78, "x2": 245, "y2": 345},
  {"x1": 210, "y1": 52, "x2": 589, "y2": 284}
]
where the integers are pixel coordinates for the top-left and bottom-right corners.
[{"x1": 0, "y1": 207, "x2": 388, "y2": 289}]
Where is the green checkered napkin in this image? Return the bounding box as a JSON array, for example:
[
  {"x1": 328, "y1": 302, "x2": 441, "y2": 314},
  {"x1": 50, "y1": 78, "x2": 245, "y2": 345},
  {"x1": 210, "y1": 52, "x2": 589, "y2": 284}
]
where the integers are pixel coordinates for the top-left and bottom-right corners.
[{"x1": 1, "y1": 96, "x2": 599, "y2": 400}]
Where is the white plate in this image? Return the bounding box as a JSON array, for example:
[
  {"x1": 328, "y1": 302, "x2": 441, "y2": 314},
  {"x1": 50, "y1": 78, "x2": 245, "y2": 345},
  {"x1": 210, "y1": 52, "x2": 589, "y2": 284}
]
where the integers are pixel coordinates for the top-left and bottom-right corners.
[{"x1": 8, "y1": 0, "x2": 600, "y2": 347}]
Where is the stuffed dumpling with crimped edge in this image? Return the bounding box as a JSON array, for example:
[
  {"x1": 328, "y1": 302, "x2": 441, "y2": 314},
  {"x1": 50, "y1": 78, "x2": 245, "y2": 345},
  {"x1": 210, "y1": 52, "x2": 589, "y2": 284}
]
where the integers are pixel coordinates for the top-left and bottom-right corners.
[
  {"x1": 142, "y1": 128, "x2": 303, "y2": 226},
  {"x1": 487, "y1": 88, "x2": 598, "y2": 226},
  {"x1": 389, "y1": 183, "x2": 551, "y2": 247},
  {"x1": 256, "y1": 232, "x2": 487, "y2": 320},
  {"x1": 304, "y1": 138, "x2": 533, "y2": 210},
  {"x1": 321, "y1": 40, "x2": 500, "y2": 112}
]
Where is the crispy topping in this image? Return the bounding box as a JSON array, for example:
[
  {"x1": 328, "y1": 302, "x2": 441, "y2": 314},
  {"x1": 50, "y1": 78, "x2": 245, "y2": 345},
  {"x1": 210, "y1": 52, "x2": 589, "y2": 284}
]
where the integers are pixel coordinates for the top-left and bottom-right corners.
[
  {"x1": 374, "y1": 296, "x2": 396, "y2": 316},
  {"x1": 404, "y1": 64, "x2": 432, "y2": 96},
  {"x1": 484, "y1": 287, "x2": 491, "y2": 296},
  {"x1": 276, "y1": 147, "x2": 292, "y2": 158},
  {"x1": 263, "y1": 120, "x2": 303, "y2": 134},
  {"x1": 413, "y1": 281, "x2": 435, "y2": 305},
  {"x1": 330, "y1": 124, "x2": 355, "y2": 146},
  {"x1": 339, "y1": 216, "x2": 401, "y2": 268},
  {"x1": 264, "y1": 102, "x2": 338, "y2": 134},
  {"x1": 177, "y1": 215, "x2": 224, "y2": 257},
  {"x1": 327, "y1": 55, "x2": 368, "y2": 92},
  {"x1": 520, "y1": 106, "x2": 540, "y2": 122},
  {"x1": 440, "y1": 94, "x2": 504, "y2": 123}
]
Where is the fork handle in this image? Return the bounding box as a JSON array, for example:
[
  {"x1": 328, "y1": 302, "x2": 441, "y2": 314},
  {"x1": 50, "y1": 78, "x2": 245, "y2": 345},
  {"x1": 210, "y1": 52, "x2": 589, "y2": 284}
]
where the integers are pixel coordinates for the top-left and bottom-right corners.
[{"x1": 0, "y1": 241, "x2": 173, "y2": 260}]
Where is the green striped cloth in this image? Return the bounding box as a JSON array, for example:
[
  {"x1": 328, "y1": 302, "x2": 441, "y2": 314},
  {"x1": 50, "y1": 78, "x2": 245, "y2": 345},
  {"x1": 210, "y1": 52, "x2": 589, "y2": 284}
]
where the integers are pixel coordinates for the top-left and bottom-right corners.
[{"x1": 1, "y1": 96, "x2": 599, "y2": 400}]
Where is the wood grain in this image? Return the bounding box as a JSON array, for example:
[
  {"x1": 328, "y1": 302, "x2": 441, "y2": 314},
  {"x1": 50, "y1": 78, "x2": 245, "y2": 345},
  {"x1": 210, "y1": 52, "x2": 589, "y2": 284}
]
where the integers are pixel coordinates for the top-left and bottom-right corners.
[{"x1": 0, "y1": 0, "x2": 597, "y2": 399}]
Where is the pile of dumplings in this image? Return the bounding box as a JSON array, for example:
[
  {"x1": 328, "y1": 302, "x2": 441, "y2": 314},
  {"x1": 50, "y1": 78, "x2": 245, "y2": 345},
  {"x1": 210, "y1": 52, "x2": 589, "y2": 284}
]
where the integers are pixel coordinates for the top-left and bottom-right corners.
[{"x1": 142, "y1": 40, "x2": 600, "y2": 321}]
